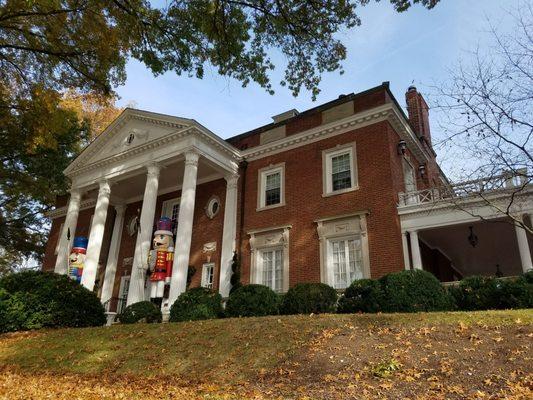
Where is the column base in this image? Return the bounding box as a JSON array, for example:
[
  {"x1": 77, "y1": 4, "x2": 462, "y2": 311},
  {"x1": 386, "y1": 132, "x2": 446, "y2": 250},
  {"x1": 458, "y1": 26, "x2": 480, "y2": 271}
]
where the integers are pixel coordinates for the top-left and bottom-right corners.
[{"x1": 105, "y1": 312, "x2": 117, "y2": 326}]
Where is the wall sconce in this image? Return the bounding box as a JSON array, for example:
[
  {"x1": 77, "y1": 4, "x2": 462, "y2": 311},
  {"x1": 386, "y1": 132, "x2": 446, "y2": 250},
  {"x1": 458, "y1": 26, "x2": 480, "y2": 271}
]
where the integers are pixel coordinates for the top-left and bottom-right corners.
[
  {"x1": 418, "y1": 164, "x2": 426, "y2": 178},
  {"x1": 397, "y1": 140, "x2": 407, "y2": 155},
  {"x1": 467, "y1": 226, "x2": 479, "y2": 248}
]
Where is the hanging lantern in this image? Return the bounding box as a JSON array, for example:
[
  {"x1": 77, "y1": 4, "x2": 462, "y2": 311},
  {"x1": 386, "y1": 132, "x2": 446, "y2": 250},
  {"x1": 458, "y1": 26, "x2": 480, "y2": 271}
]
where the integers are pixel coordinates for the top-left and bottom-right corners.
[{"x1": 467, "y1": 226, "x2": 478, "y2": 248}]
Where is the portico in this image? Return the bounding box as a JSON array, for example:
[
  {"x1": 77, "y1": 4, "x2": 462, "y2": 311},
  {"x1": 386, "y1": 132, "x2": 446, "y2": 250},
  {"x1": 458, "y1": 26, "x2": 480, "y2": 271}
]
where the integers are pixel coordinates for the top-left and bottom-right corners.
[
  {"x1": 52, "y1": 109, "x2": 240, "y2": 312},
  {"x1": 398, "y1": 175, "x2": 533, "y2": 281}
]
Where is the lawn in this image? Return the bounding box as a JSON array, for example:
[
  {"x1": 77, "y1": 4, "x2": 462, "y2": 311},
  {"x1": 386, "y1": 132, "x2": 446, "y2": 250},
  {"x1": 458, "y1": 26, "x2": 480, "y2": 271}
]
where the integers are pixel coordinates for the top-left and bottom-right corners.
[{"x1": 1, "y1": 310, "x2": 532, "y2": 399}]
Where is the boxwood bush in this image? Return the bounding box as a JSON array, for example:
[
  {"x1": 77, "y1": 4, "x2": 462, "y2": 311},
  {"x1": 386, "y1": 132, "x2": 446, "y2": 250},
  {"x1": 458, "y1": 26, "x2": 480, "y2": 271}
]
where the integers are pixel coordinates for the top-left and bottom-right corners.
[
  {"x1": 0, "y1": 270, "x2": 106, "y2": 332},
  {"x1": 117, "y1": 301, "x2": 162, "y2": 324},
  {"x1": 450, "y1": 275, "x2": 532, "y2": 310},
  {"x1": 281, "y1": 283, "x2": 337, "y2": 314},
  {"x1": 337, "y1": 279, "x2": 385, "y2": 313},
  {"x1": 225, "y1": 284, "x2": 280, "y2": 317},
  {"x1": 379, "y1": 270, "x2": 454, "y2": 313},
  {"x1": 169, "y1": 287, "x2": 223, "y2": 322}
]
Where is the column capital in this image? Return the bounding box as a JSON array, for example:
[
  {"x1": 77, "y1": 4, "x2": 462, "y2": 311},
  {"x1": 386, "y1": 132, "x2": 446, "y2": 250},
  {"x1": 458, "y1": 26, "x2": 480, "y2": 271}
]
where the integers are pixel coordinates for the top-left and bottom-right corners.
[
  {"x1": 225, "y1": 173, "x2": 239, "y2": 189},
  {"x1": 184, "y1": 151, "x2": 200, "y2": 167},
  {"x1": 146, "y1": 162, "x2": 161, "y2": 178},
  {"x1": 69, "y1": 188, "x2": 82, "y2": 201},
  {"x1": 98, "y1": 179, "x2": 112, "y2": 197},
  {"x1": 114, "y1": 204, "x2": 127, "y2": 215}
]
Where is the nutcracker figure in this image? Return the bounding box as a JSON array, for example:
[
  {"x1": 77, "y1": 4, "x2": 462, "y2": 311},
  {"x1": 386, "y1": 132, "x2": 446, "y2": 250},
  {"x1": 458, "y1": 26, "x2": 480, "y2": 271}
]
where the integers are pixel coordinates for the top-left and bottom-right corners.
[
  {"x1": 68, "y1": 236, "x2": 88, "y2": 283},
  {"x1": 148, "y1": 217, "x2": 174, "y2": 307}
]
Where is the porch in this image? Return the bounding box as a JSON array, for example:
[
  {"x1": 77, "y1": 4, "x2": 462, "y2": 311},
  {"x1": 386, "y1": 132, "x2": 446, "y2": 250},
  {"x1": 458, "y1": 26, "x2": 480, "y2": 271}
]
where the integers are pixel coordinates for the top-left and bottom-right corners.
[
  {"x1": 52, "y1": 109, "x2": 241, "y2": 313},
  {"x1": 398, "y1": 172, "x2": 533, "y2": 282}
]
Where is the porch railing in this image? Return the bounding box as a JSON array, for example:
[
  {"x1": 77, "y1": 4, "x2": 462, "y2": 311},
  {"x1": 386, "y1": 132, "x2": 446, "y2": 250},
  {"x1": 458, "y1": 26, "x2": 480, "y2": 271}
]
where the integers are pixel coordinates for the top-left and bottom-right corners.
[{"x1": 398, "y1": 170, "x2": 530, "y2": 207}]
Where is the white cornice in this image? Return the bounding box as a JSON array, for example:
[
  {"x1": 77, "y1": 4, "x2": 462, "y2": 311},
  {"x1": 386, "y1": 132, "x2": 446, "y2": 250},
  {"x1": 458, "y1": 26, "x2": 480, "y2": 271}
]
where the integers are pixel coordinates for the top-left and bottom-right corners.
[
  {"x1": 240, "y1": 103, "x2": 430, "y2": 163},
  {"x1": 46, "y1": 198, "x2": 97, "y2": 219},
  {"x1": 65, "y1": 109, "x2": 241, "y2": 178}
]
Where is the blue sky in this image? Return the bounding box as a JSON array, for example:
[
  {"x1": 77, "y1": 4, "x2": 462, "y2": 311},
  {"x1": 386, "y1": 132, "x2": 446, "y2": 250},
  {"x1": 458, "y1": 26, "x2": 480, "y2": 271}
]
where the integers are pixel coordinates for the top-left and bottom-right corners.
[{"x1": 116, "y1": 0, "x2": 518, "y2": 140}]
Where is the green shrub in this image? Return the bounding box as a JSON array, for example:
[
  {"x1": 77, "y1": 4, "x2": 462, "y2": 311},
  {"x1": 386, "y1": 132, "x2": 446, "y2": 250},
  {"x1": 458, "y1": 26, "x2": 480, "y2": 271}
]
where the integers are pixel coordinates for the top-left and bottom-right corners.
[
  {"x1": 281, "y1": 283, "x2": 337, "y2": 314},
  {"x1": 169, "y1": 287, "x2": 223, "y2": 322},
  {"x1": 451, "y1": 275, "x2": 532, "y2": 310},
  {"x1": 0, "y1": 270, "x2": 105, "y2": 332},
  {"x1": 117, "y1": 301, "x2": 162, "y2": 324},
  {"x1": 379, "y1": 270, "x2": 454, "y2": 313},
  {"x1": 522, "y1": 270, "x2": 533, "y2": 284},
  {"x1": 225, "y1": 284, "x2": 280, "y2": 317},
  {"x1": 337, "y1": 279, "x2": 385, "y2": 313}
]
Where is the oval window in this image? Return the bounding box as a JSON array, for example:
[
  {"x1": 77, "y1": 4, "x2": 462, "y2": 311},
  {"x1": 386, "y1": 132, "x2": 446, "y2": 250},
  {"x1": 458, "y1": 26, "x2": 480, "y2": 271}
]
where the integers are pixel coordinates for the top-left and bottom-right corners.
[{"x1": 206, "y1": 196, "x2": 220, "y2": 219}]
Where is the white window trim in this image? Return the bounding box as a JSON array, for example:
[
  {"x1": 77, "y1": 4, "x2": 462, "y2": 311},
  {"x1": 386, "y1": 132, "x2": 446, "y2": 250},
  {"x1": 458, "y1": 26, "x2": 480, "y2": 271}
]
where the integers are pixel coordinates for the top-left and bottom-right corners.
[
  {"x1": 322, "y1": 142, "x2": 358, "y2": 197},
  {"x1": 316, "y1": 213, "x2": 370, "y2": 288},
  {"x1": 201, "y1": 262, "x2": 215, "y2": 289},
  {"x1": 257, "y1": 163, "x2": 285, "y2": 211},
  {"x1": 248, "y1": 226, "x2": 290, "y2": 293}
]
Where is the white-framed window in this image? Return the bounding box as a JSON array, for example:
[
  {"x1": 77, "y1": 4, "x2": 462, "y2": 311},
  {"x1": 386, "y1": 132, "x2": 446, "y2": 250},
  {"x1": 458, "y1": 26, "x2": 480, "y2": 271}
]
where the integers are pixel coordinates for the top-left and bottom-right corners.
[
  {"x1": 259, "y1": 247, "x2": 284, "y2": 292},
  {"x1": 328, "y1": 236, "x2": 364, "y2": 289},
  {"x1": 201, "y1": 262, "x2": 215, "y2": 289},
  {"x1": 316, "y1": 214, "x2": 370, "y2": 289},
  {"x1": 402, "y1": 159, "x2": 417, "y2": 205},
  {"x1": 117, "y1": 275, "x2": 131, "y2": 313},
  {"x1": 249, "y1": 226, "x2": 290, "y2": 293},
  {"x1": 161, "y1": 197, "x2": 180, "y2": 234},
  {"x1": 257, "y1": 163, "x2": 285, "y2": 210},
  {"x1": 322, "y1": 143, "x2": 357, "y2": 196},
  {"x1": 403, "y1": 159, "x2": 417, "y2": 192},
  {"x1": 205, "y1": 196, "x2": 221, "y2": 219}
]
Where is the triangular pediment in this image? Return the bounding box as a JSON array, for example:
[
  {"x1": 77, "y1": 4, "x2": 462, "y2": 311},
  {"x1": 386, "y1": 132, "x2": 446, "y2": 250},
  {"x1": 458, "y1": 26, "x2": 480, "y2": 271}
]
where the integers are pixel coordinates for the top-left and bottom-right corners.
[{"x1": 65, "y1": 109, "x2": 195, "y2": 175}]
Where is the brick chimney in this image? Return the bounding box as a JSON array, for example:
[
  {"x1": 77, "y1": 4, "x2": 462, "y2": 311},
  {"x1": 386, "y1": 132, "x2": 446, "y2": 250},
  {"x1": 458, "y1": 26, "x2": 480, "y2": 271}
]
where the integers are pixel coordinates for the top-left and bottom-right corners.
[{"x1": 405, "y1": 86, "x2": 431, "y2": 146}]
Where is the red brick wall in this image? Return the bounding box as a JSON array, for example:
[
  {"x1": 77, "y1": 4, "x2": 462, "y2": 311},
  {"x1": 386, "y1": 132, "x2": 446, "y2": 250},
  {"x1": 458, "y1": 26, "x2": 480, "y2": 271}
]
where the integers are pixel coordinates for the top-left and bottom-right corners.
[{"x1": 238, "y1": 120, "x2": 405, "y2": 285}]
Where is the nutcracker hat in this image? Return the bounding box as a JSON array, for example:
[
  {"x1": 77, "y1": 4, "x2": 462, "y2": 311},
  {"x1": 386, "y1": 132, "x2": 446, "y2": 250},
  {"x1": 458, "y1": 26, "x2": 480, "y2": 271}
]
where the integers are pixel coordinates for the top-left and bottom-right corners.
[{"x1": 154, "y1": 217, "x2": 173, "y2": 236}]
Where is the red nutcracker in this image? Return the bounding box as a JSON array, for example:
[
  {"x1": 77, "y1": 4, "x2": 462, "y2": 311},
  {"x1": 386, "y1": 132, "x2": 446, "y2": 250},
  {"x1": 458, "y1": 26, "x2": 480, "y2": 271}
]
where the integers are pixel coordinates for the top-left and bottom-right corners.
[{"x1": 148, "y1": 217, "x2": 174, "y2": 306}]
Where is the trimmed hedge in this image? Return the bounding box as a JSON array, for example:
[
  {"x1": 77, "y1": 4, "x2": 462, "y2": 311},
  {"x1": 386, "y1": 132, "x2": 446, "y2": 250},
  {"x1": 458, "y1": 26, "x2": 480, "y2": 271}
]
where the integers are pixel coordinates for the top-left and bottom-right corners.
[
  {"x1": 169, "y1": 287, "x2": 223, "y2": 322},
  {"x1": 281, "y1": 283, "x2": 337, "y2": 314},
  {"x1": 118, "y1": 301, "x2": 162, "y2": 324},
  {"x1": 0, "y1": 270, "x2": 106, "y2": 332},
  {"x1": 337, "y1": 279, "x2": 384, "y2": 313},
  {"x1": 449, "y1": 275, "x2": 532, "y2": 310},
  {"x1": 225, "y1": 284, "x2": 280, "y2": 317},
  {"x1": 379, "y1": 270, "x2": 454, "y2": 313}
]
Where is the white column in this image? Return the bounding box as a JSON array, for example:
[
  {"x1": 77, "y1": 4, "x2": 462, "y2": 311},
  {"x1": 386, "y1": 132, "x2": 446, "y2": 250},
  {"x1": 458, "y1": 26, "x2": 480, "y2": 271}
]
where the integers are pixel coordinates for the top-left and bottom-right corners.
[
  {"x1": 54, "y1": 189, "x2": 82, "y2": 274},
  {"x1": 514, "y1": 216, "x2": 532, "y2": 272},
  {"x1": 409, "y1": 230, "x2": 423, "y2": 270},
  {"x1": 401, "y1": 231, "x2": 411, "y2": 270},
  {"x1": 100, "y1": 205, "x2": 126, "y2": 305},
  {"x1": 81, "y1": 180, "x2": 111, "y2": 291},
  {"x1": 168, "y1": 151, "x2": 199, "y2": 306},
  {"x1": 127, "y1": 163, "x2": 161, "y2": 306},
  {"x1": 219, "y1": 174, "x2": 239, "y2": 297}
]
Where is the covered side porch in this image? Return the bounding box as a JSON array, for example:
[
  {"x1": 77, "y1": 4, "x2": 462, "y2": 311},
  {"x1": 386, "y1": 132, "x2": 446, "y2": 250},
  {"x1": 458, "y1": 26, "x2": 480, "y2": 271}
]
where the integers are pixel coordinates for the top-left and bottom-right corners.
[
  {"x1": 398, "y1": 175, "x2": 533, "y2": 282},
  {"x1": 51, "y1": 109, "x2": 241, "y2": 315}
]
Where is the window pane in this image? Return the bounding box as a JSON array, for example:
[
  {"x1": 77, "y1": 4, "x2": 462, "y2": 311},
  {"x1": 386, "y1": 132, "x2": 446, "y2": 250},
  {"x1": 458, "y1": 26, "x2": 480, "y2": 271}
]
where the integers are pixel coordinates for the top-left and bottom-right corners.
[
  {"x1": 332, "y1": 240, "x2": 348, "y2": 289},
  {"x1": 261, "y1": 249, "x2": 283, "y2": 292},
  {"x1": 265, "y1": 172, "x2": 281, "y2": 206},
  {"x1": 262, "y1": 251, "x2": 273, "y2": 288},
  {"x1": 332, "y1": 153, "x2": 350, "y2": 174},
  {"x1": 274, "y1": 249, "x2": 283, "y2": 292},
  {"x1": 347, "y1": 239, "x2": 363, "y2": 283},
  {"x1": 265, "y1": 172, "x2": 280, "y2": 190},
  {"x1": 265, "y1": 188, "x2": 281, "y2": 205},
  {"x1": 331, "y1": 153, "x2": 351, "y2": 191}
]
